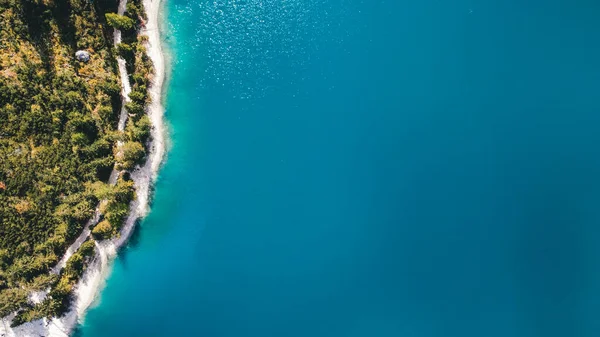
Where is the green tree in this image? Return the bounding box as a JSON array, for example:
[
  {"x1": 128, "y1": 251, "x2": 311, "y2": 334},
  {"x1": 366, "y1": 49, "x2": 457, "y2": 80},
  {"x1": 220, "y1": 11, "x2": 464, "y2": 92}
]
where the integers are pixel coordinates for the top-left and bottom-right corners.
[
  {"x1": 120, "y1": 141, "x2": 145, "y2": 169},
  {"x1": 105, "y1": 13, "x2": 135, "y2": 31},
  {"x1": 91, "y1": 220, "x2": 114, "y2": 240},
  {"x1": 117, "y1": 43, "x2": 135, "y2": 60},
  {"x1": 126, "y1": 115, "x2": 151, "y2": 142},
  {"x1": 0, "y1": 288, "x2": 27, "y2": 317},
  {"x1": 78, "y1": 240, "x2": 96, "y2": 258}
]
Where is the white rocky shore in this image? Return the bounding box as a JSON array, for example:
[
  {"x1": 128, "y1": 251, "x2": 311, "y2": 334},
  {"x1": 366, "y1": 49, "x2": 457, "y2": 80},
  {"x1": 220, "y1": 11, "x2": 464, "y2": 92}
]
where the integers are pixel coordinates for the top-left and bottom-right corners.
[{"x1": 0, "y1": 0, "x2": 166, "y2": 335}]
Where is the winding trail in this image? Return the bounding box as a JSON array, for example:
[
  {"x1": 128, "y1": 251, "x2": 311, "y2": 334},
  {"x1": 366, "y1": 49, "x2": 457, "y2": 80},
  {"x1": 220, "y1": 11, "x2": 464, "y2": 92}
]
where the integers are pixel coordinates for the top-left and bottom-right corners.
[
  {"x1": 0, "y1": 0, "x2": 166, "y2": 335},
  {"x1": 51, "y1": 0, "x2": 133, "y2": 276}
]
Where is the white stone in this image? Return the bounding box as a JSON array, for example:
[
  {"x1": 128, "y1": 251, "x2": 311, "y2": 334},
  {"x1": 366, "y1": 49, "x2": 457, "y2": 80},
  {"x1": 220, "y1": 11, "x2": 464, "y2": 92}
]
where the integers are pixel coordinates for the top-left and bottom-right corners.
[{"x1": 75, "y1": 50, "x2": 90, "y2": 62}]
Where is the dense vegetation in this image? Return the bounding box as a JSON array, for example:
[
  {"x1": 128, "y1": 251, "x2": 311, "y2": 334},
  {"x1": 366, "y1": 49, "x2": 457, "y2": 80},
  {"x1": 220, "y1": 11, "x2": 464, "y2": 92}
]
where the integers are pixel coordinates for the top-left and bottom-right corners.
[
  {"x1": 10, "y1": 239, "x2": 95, "y2": 325},
  {"x1": 0, "y1": 0, "x2": 152, "y2": 325}
]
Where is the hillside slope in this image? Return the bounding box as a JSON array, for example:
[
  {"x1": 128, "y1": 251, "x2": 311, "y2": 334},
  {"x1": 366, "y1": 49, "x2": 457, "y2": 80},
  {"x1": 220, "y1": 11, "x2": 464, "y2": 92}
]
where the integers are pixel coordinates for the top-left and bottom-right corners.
[{"x1": 0, "y1": 0, "x2": 152, "y2": 325}]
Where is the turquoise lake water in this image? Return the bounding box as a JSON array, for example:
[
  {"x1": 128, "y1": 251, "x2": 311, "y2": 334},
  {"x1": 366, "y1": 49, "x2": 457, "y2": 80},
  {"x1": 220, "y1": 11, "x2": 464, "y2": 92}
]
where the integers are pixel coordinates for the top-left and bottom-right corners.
[{"x1": 77, "y1": 0, "x2": 600, "y2": 336}]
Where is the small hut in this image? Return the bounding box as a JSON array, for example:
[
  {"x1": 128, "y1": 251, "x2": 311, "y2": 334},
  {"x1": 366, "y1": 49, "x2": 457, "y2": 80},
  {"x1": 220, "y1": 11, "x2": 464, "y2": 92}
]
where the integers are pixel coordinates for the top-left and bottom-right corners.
[{"x1": 75, "y1": 50, "x2": 91, "y2": 62}]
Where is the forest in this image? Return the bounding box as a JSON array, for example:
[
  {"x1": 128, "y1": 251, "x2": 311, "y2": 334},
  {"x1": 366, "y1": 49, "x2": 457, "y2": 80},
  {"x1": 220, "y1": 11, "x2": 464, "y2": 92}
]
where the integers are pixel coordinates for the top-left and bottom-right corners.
[{"x1": 0, "y1": 0, "x2": 152, "y2": 325}]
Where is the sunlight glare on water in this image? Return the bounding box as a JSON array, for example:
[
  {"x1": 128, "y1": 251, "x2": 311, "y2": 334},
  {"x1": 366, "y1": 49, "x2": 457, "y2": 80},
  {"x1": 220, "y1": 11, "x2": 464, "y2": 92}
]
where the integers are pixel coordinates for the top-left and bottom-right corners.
[
  {"x1": 169, "y1": 0, "x2": 352, "y2": 99},
  {"x1": 78, "y1": 0, "x2": 600, "y2": 336}
]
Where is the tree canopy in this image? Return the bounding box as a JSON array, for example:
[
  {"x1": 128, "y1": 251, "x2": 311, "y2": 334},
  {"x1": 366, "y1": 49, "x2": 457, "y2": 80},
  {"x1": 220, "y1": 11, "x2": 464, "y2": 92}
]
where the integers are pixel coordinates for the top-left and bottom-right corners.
[
  {"x1": 105, "y1": 13, "x2": 135, "y2": 31},
  {"x1": 0, "y1": 0, "x2": 153, "y2": 325}
]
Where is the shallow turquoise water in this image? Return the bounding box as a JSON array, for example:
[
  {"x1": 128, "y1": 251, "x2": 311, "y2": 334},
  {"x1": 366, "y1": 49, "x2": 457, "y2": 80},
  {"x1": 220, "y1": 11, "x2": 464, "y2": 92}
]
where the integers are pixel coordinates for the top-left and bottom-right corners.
[{"x1": 77, "y1": 0, "x2": 600, "y2": 336}]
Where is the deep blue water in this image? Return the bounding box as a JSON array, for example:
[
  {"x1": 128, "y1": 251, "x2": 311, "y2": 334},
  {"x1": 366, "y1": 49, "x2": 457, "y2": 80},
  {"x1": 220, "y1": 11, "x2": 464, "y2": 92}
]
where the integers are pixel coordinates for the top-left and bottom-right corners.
[{"x1": 77, "y1": 0, "x2": 600, "y2": 336}]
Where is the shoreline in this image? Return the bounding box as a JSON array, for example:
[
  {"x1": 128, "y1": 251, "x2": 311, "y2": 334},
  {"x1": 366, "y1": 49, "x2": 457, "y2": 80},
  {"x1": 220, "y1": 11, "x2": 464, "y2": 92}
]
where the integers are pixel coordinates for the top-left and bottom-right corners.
[{"x1": 0, "y1": 0, "x2": 167, "y2": 335}]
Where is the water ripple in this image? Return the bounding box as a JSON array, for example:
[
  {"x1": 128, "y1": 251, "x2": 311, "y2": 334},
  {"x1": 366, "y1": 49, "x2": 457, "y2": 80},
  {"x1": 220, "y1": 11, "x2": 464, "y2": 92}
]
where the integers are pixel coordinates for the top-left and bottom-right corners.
[{"x1": 168, "y1": 0, "x2": 352, "y2": 99}]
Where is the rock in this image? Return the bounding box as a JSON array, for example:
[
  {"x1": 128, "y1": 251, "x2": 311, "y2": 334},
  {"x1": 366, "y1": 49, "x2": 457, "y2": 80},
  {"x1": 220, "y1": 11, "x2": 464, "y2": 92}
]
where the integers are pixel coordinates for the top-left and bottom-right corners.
[{"x1": 75, "y1": 50, "x2": 91, "y2": 62}]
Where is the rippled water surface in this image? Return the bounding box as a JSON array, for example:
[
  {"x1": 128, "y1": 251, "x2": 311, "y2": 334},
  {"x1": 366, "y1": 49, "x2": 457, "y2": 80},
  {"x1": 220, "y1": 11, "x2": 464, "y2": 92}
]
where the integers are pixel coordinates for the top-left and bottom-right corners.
[
  {"x1": 78, "y1": 0, "x2": 600, "y2": 336},
  {"x1": 170, "y1": 0, "x2": 352, "y2": 99}
]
